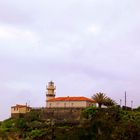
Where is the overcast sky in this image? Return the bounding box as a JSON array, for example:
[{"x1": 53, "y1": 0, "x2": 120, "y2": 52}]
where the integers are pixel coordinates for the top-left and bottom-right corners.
[{"x1": 0, "y1": 0, "x2": 140, "y2": 120}]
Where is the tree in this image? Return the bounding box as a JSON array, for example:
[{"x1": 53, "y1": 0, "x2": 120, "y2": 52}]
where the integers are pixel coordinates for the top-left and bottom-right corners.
[
  {"x1": 92, "y1": 92, "x2": 107, "y2": 108},
  {"x1": 103, "y1": 97, "x2": 116, "y2": 107}
]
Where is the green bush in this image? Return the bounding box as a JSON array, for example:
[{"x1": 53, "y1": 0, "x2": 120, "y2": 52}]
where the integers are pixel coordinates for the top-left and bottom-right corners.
[
  {"x1": 82, "y1": 106, "x2": 99, "y2": 119},
  {"x1": 29, "y1": 129, "x2": 45, "y2": 138},
  {"x1": 0, "y1": 118, "x2": 15, "y2": 132}
]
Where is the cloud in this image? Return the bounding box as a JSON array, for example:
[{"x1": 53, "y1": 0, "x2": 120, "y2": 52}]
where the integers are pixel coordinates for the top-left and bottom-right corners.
[
  {"x1": 87, "y1": 24, "x2": 101, "y2": 35},
  {"x1": 0, "y1": 25, "x2": 38, "y2": 43}
]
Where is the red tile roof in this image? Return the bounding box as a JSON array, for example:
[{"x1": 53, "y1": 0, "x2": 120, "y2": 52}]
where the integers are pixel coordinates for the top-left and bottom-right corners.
[
  {"x1": 11, "y1": 104, "x2": 28, "y2": 108},
  {"x1": 48, "y1": 96, "x2": 96, "y2": 103}
]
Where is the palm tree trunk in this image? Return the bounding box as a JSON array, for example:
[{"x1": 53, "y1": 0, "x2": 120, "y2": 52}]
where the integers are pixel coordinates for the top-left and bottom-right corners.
[{"x1": 99, "y1": 103, "x2": 102, "y2": 108}]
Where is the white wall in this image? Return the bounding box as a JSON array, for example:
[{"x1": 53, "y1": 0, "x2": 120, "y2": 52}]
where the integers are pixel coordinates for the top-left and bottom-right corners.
[{"x1": 46, "y1": 100, "x2": 95, "y2": 108}]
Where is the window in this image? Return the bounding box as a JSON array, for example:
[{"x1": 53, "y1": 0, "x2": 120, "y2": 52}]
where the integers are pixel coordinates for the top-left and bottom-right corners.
[
  {"x1": 64, "y1": 103, "x2": 66, "y2": 107},
  {"x1": 71, "y1": 103, "x2": 74, "y2": 107},
  {"x1": 49, "y1": 103, "x2": 51, "y2": 108}
]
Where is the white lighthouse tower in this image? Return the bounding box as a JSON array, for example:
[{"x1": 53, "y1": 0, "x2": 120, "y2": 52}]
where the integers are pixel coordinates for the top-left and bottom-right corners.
[{"x1": 46, "y1": 81, "x2": 56, "y2": 106}]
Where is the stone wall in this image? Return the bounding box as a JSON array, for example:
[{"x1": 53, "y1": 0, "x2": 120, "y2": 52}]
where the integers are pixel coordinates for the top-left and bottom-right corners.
[
  {"x1": 12, "y1": 107, "x2": 84, "y2": 122},
  {"x1": 33, "y1": 107, "x2": 84, "y2": 121},
  {"x1": 11, "y1": 113, "x2": 26, "y2": 119}
]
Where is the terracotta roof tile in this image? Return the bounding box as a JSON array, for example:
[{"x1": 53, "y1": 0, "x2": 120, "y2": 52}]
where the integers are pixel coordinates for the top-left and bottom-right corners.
[
  {"x1": 48, "y1": 96, "x2": 96, "y2": 103},
  {"x1": 11, "y1": 104, "x2": 27, "y2": 108}
]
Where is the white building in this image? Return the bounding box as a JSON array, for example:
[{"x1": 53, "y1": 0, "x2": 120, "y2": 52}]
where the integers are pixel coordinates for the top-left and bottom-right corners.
[{"x1": 46, "y1": 81, "x2": 96, "y2": 108}]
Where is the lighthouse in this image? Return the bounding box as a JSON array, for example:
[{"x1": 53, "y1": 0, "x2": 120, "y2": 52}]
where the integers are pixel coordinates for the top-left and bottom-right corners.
[{"x1": 46, "y1": 81, "x2": 56, "y2": 106}]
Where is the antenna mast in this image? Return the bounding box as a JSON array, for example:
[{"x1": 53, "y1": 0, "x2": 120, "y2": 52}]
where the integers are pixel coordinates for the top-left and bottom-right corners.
[{"x1": 125, "y1": 91, "x2": 126, "y2": 107}]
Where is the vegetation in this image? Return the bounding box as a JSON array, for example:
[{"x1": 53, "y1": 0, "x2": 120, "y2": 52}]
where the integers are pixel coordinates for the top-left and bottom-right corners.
[
  {"x1": 1, "y1": 106, "x2": 140, "y2": 139},
  {"x1": 92, "y1": 92, "x2": 116, "y2": 108},
  {"x1": 104, "y1": 97, "x2": 116, "y2": 107},
  {"x1": 0, "y1": 94, "x2": 140, "y2": 140}
]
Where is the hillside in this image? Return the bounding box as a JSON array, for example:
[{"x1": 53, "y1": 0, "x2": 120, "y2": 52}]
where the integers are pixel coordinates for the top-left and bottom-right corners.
[{"x1": 1, "y1": 107, "x2": 140, "y2": 140}]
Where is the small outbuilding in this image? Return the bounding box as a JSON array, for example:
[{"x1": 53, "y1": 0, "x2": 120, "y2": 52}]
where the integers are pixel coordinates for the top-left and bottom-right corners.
[{"x1": 11, "y1": 104, "x2": 31, "y2": 118}]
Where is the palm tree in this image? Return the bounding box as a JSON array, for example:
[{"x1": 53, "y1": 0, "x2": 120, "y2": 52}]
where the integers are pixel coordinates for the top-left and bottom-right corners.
[
  {"x1": 92, "y1": 92, "x2": 107, "y2": 108},
  {"x1": 103, "y1": 97, "x2": 116, "y2": 107}
]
